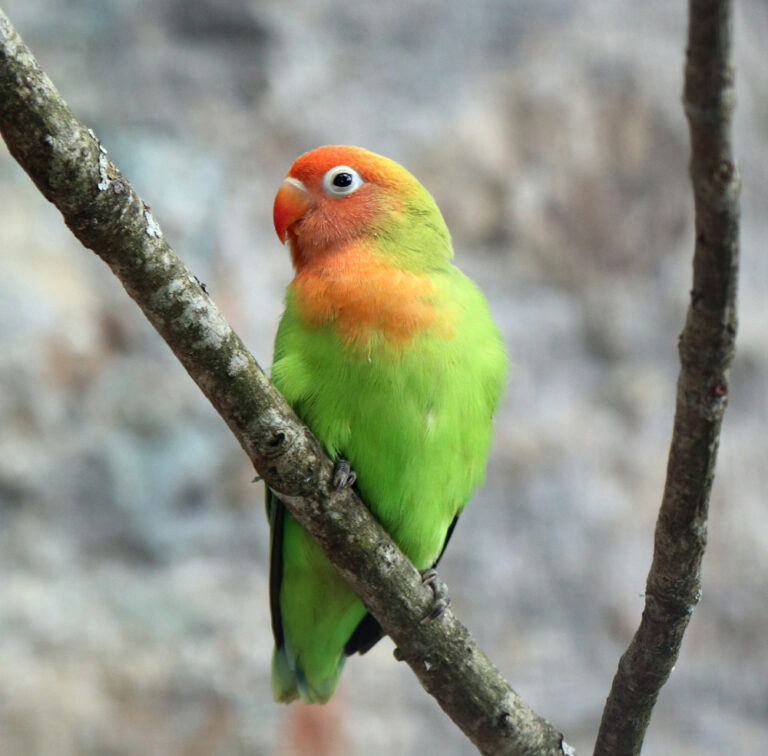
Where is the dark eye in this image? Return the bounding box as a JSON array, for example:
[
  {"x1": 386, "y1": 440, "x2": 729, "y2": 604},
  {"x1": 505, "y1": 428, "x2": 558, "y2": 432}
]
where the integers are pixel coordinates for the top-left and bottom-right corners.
[
  {"x1": 322, "y1": 165, "x2": 363, "y2": 196},
  {"x1": 333, "y1": 172, "x2": 353, "y2": 188}
]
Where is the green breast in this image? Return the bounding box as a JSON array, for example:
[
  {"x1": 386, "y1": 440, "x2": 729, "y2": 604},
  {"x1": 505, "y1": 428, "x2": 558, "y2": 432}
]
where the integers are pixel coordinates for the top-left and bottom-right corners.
[{"x1": 271, "y1": 265, "x2": 507, "y2": 568}]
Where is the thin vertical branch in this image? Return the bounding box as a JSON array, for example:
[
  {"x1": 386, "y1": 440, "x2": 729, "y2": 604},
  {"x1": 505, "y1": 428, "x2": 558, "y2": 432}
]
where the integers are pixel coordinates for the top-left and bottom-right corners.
[{"x1": 594, "y1": 1, "x2": 739, "y2": 754}]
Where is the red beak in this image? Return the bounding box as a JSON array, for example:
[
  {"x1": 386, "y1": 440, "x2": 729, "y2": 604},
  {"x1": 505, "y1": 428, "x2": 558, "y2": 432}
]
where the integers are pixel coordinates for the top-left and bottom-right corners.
[{"x1": 273, "y1": 177, "x2": 315, "y2": 243}]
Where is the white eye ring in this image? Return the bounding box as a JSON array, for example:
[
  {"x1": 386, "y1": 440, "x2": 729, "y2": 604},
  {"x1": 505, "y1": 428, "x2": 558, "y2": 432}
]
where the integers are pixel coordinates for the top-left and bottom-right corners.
[{"x1": 322, "y1": 165, "x2": 364, "y2": 196}]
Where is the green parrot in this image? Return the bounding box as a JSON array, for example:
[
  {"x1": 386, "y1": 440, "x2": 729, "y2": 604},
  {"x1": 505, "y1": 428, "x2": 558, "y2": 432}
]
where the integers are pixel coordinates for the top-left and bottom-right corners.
[{"x1": 268, "y1": 145, "x2": 508, "y2": 704}]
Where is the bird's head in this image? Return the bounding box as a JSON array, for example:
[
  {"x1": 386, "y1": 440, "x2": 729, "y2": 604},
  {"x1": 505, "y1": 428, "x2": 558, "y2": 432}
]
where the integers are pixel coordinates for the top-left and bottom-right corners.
[{"x1": 273, "y1": 145, "x2": 451, "y2": 271}]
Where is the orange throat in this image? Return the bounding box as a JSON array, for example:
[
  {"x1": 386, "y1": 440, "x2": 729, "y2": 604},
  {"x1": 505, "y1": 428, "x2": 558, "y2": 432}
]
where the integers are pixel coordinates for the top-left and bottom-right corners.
[{"x1": 290, "y1": 246, "x2": 448, "y2": 349}]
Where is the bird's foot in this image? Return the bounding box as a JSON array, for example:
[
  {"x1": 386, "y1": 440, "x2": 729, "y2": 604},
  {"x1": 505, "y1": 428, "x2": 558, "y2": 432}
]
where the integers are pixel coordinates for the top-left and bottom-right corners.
[
  {"x1": 332, "y1": 458, "x2": 357, "y2": 492},
  {"x1": 419, "y1": 568, "x2": 450, "y2": 624}
]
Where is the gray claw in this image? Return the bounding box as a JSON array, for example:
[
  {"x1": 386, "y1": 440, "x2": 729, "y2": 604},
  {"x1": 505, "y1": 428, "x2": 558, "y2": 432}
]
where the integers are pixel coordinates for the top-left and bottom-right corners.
[
  {"x1": 420, "y1": 568, "x2": 450, "y2": 624},
  {"x1": 333, "y1": 459, "x2": 357, "y2": 492}
]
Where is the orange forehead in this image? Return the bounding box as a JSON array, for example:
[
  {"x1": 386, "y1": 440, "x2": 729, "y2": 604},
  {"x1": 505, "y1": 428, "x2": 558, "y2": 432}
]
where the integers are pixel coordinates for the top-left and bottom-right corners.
[{"x1": 287, "y1": 145, "x2": 411, "y2": 191}]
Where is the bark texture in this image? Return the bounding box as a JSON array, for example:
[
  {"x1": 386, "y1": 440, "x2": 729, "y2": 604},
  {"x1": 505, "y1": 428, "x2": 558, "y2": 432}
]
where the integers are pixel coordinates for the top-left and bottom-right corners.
[{"x1": 593, "y1": 1, "x2": 739, "y2": 753}]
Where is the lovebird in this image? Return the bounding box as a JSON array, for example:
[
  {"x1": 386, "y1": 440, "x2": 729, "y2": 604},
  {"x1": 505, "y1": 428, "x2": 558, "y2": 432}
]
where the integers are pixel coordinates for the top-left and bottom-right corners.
[{"x1": 268, "y1": 145, "x2": 508, "y2": 704}]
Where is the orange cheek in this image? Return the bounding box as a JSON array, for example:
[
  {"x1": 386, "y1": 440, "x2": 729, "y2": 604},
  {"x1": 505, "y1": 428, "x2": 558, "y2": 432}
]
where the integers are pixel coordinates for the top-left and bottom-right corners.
[{"x1": 291, "y1": 188, "x2": 386, "y2": 257}]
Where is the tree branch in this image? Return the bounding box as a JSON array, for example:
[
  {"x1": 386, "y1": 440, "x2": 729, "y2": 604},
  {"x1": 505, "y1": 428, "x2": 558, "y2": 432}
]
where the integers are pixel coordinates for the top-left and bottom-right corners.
[
  {"x1": 593, "y1": 2, "x2": 740, "y2": 754},
  {"x1": 0, "y1": 10, "x2": 573, "y2": 756}
]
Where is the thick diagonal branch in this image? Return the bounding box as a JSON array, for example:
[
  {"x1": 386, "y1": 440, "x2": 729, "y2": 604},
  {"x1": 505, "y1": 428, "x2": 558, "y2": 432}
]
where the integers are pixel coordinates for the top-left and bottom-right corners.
[
  {"x1": 0, "y1": 11, "x2": 571, "y2": 756},
  {"x1": 593, "y1": 2, "x2": 739, "y2": 754}
]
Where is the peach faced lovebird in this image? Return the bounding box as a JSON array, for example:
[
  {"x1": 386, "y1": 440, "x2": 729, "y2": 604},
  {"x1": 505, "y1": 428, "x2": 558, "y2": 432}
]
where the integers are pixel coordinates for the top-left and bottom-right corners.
[{"x1": 268, "y1": 146, "x2": 508, "y2": 704}]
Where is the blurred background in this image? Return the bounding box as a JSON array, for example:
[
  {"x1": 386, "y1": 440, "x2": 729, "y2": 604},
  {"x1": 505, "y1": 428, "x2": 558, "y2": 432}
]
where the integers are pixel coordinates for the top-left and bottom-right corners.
[{"x1": 1, "y1": 1, "x2": 766, "y2": 754}]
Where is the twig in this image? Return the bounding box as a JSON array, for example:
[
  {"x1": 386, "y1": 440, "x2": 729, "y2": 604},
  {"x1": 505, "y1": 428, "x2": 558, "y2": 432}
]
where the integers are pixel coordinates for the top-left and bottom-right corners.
[
  {"x1": 593, "y1": 2, "x2": 739, "y2": 753},
  {"x1": 0, "y1": 10, "x2": 572, "y2": 756}
]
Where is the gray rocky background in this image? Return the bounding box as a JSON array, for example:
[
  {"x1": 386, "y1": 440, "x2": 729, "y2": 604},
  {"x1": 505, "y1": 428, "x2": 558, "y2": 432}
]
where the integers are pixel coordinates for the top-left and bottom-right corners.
[{"x1": 1, "y1": 1, "x2": 767, "y2": 754}]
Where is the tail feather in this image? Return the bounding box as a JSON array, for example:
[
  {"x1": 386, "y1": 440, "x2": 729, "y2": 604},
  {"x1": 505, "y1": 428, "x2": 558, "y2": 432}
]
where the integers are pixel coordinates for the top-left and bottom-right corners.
[
  {"x1": 271, "y1": 643, "x2": 345, "y2": 705},
  {"x1": 271, "y1": 644, "x2": 299, "y2": 703}
]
